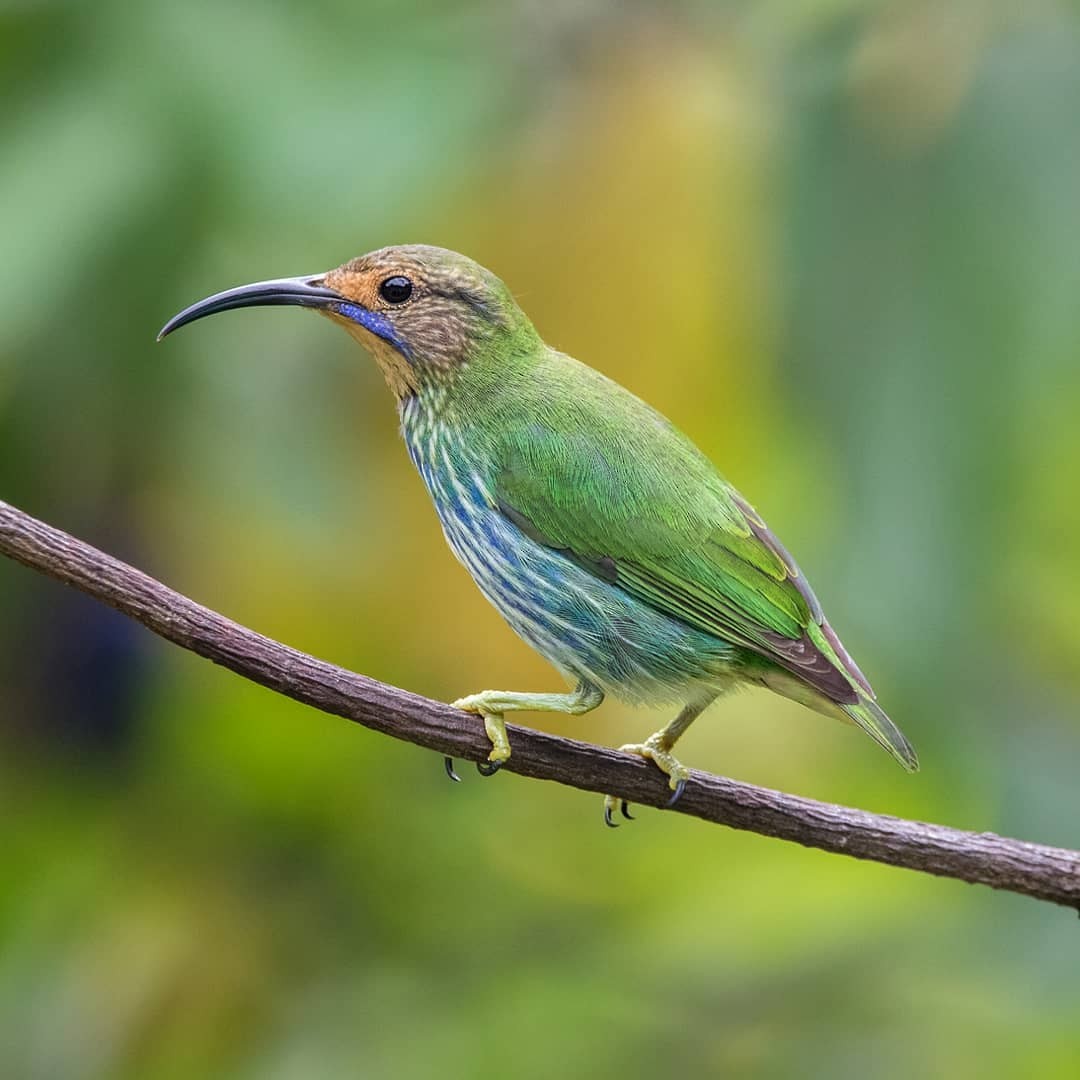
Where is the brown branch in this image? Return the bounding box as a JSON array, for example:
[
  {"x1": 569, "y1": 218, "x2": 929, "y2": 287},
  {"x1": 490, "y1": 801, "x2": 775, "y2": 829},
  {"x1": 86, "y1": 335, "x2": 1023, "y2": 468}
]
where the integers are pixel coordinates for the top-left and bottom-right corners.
[{"x1": 1, "y1": 497, "x2": 1078, "y2": 911}]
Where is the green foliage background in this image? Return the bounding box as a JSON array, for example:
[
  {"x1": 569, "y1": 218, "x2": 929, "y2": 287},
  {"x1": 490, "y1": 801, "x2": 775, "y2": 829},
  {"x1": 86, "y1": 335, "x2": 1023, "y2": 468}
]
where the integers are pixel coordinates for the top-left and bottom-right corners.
[{"x1": 2, "y1": 2, "x2": 1080, "y2": 1076}]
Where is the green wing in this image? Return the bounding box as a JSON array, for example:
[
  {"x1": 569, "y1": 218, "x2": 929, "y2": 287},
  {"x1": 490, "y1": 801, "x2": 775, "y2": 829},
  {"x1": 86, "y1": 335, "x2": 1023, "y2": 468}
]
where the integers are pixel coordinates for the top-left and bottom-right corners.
[{"x1": 490, "y1": 370, "x2": 872, "y2": 707}]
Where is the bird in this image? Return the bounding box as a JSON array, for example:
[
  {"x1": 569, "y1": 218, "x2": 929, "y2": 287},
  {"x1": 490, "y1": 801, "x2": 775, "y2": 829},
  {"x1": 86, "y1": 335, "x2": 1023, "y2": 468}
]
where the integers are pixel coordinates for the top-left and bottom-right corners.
[{"x1": 159, "y1": 244, "x2": 918, "y2": 824}]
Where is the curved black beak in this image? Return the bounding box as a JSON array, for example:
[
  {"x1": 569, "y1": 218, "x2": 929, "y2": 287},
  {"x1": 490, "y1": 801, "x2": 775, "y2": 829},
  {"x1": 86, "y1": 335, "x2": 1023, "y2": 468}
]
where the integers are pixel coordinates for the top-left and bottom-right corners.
[{"x1": 157, "y1": 274, "x2": 344, "y2": 341}]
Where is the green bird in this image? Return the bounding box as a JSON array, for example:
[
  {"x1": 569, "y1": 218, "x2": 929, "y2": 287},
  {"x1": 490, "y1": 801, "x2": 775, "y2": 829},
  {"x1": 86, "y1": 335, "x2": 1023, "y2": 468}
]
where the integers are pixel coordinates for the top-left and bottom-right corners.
[{"x1": 160, "y1": 245, "x2": 918, "y2": 823}]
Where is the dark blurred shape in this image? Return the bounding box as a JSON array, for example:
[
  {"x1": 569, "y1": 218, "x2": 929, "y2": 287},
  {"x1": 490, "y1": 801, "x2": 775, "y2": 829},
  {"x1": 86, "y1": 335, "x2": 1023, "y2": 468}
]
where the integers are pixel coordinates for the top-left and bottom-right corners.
[{"x1": 4, "y1": 501, "x2": 149, "y2": 762}]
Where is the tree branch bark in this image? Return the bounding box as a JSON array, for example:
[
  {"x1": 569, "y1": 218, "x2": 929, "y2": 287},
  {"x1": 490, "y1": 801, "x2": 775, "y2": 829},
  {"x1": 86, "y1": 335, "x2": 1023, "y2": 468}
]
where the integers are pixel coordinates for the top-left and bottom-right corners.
[{"x1": 1, "y1": 497, "x2": 1078, "y2": 911}]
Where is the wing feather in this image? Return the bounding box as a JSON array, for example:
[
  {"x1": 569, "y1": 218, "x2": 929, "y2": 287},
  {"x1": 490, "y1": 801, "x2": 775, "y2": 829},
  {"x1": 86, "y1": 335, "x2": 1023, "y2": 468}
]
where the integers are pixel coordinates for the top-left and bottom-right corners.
[{"x1": 493, "y1": 416, "x2": 869, "y2": 704}]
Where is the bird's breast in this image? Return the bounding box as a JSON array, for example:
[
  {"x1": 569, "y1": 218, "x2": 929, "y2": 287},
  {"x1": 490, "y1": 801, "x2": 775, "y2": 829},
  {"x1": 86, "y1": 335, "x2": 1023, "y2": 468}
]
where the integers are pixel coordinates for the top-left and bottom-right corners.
[{"x1": 399, "y1": 403, "x2": 738, "y2": 703}]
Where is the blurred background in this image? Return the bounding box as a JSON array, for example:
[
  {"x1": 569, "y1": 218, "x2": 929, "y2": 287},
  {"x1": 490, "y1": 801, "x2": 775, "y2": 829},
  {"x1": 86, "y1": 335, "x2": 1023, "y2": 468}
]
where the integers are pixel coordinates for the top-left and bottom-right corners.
[{"x1": 2, "y1": 1, "x2": 1080, "y2": 1076}]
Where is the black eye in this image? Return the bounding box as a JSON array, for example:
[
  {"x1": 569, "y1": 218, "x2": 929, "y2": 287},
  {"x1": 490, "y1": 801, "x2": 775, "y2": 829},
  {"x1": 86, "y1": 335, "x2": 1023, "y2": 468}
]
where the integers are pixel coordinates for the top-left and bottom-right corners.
[{"x1": 379, "y1": 276, "x2": 413, "y2": 304}]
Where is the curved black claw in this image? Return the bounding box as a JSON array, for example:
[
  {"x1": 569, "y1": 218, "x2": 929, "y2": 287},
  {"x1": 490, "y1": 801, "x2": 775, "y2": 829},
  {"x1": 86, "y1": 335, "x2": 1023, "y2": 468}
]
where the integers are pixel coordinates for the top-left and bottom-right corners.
[
  {"x1": 666, "y1": 778, "x2": 687, "y2": 808},
  {"x1": 476, "y1": 759, "x2": 504, "y2": 777},
  {"x1": 444, "y1": 757, "x2": 462, "y2": 783},
  {"x1": 604, "y1": 803, "x2": 619, "y2": 828},
  {"x1": 620, "y1": 801, "x2": 635, "y2": 821}
]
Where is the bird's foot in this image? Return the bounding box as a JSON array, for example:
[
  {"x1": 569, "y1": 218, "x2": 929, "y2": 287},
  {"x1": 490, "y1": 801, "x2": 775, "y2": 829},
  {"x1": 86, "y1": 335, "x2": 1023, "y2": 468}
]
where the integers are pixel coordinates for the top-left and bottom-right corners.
[
  {"x1": 450, "y1": 692, "x2": 512, "y2": 777},
  {"x1": 602, "y1": 733, "x2": 690, "y2": 826}
]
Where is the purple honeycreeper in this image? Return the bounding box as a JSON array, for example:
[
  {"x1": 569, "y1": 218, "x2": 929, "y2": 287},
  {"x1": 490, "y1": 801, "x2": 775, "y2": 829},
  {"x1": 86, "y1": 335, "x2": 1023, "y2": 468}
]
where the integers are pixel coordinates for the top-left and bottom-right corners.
[{"x1": 160, "y1": 245, "x2": 918, "y2": 823}]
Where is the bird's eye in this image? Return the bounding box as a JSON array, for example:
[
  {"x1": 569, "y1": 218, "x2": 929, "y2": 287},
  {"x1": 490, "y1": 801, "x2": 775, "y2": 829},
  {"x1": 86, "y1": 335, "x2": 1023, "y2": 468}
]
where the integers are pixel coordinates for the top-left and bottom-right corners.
[{"x1": 379, "y1": 276, "x2": 413, "y2": 304}]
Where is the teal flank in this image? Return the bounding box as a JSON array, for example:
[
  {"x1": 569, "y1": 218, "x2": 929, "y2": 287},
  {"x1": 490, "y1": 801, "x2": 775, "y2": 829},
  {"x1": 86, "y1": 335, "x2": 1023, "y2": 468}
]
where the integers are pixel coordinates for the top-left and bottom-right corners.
[{"x1": 159, "y1": 244, "x2": 918, "y2": 822}]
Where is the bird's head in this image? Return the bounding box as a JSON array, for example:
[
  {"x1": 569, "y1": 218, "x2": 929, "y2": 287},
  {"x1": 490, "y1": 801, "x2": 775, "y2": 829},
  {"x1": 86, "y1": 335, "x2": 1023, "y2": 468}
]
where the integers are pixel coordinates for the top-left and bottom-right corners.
[{"x1": 159, "y1": 245, "x2": 536, "y2": 399}]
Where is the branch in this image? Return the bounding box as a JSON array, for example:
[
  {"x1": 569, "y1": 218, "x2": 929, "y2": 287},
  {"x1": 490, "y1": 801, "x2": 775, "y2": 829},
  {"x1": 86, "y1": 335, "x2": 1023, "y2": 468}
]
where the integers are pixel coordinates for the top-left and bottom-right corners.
[{"x1": 1, "y1": 498, "x2": 1078, "y2": 912}]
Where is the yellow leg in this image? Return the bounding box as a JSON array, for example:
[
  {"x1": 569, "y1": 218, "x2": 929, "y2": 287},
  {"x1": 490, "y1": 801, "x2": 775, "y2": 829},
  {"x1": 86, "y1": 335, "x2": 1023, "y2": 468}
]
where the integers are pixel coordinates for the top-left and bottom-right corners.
[
  {"x1": 450, "y1": 680, "x2": 603, "y2": 775},
  {"x1": 603, "y1": 696, "x2": 716, "y2": 825}
]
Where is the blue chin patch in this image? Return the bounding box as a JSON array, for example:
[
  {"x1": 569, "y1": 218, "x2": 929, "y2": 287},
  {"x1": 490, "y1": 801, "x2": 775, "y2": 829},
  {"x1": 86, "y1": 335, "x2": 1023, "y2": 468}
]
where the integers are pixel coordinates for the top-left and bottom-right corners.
[{"x1": 338, "y1": 302, "x2": 412, "y2": 361}]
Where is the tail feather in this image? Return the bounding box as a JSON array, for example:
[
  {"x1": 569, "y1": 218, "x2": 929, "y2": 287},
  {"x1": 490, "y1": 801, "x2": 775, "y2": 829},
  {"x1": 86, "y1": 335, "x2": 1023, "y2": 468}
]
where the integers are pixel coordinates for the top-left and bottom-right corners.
[
  {"x1": 840, "y1": 697, "x2": 919, "y2": 773},
  {"x1": 757, "y1": 667, "x2": 919, "y2": 772}
]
